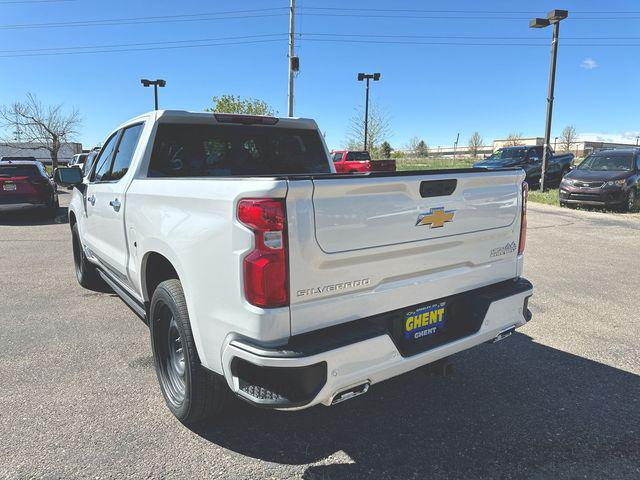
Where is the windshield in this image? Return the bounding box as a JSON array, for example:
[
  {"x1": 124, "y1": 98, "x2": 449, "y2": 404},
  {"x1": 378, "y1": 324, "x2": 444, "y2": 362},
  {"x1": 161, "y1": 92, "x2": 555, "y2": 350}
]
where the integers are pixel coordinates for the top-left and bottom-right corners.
[
  {"x1": 149, "y1": 123, "x2": 330, "y2": 177},
  {"x1": 0, "y1": 165, "x2": 39, "y2": 177},
  {"x1": 485, "y1": 148, "x2": 526, "y2": 161},
  {"x1": 578, "y1": 152, "x2": 634, "y2": 171}
]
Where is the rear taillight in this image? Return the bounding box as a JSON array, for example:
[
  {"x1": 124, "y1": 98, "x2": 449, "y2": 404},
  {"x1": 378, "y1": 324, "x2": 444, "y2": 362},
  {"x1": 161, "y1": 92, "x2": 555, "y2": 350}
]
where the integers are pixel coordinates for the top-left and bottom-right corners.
[
  {"x1": 237, "y1": 198, "x2": 288, "y2": 308},
  {"x1": 518, "y1": 182, "x2": 528, "y2": 255}
]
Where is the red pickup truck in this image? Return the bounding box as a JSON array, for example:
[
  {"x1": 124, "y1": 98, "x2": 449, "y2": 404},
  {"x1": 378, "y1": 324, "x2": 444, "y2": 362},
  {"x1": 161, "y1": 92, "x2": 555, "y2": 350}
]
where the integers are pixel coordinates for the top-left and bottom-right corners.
[{"x1": 330, "y1": 150, "x2": 396, "y2": 173}]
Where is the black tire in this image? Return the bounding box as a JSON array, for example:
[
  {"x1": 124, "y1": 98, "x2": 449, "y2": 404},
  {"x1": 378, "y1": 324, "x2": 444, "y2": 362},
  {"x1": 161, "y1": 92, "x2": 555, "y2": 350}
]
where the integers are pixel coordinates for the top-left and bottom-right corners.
[
  {"x1": 46, "y1": 195, "x2": 59, "y2": 218},
  {"x1": 71, "y1": 223, "x2": 104, "y2": 290},
  {"x1": 150, "y1": 279, "x2": 228, "y2": 425},
  {"x1": 622, "y1": 188, "x2": 637, "y2": 212}
]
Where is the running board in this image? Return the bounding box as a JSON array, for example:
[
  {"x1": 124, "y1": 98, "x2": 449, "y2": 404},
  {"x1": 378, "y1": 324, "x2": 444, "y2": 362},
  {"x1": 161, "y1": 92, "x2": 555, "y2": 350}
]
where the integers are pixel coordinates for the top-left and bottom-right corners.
[{"x1": 97, "y1": 269, "x2": 147, "y2": 323}]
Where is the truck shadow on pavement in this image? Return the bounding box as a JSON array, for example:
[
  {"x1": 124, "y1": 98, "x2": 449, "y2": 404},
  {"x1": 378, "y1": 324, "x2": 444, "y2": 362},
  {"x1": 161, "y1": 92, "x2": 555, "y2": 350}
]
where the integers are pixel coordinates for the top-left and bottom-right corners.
[
  {"x1": 193, "y1": 332, "x2": 640, "y2": 479},
  {"x1": 0, "y1": 192, "x2": 69, "y2": 226}
]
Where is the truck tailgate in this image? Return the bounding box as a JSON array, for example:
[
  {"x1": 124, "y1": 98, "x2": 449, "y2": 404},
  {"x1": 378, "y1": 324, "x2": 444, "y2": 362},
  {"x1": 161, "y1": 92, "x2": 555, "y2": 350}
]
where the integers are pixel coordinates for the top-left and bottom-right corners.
[{"x1": 286, "y1": 169, "x2": 525, "y2": 335}]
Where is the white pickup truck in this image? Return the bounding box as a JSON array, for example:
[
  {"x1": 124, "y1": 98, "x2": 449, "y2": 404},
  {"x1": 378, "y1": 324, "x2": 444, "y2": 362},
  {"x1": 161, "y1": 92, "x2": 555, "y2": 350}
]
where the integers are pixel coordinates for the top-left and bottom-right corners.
[{"x1": 55, "y1": 110, "x2": 533, "y2": 425}]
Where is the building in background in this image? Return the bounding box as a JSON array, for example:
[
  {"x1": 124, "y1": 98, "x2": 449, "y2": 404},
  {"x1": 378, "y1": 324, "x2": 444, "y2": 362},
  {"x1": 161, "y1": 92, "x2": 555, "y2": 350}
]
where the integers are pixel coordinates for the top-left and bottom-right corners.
[
  {"x1": 492, "y1": 137, "x2": 637, "y2": 157},
  {"x1": 0, "y1": 142, "x2": 82, "y2": 165}
]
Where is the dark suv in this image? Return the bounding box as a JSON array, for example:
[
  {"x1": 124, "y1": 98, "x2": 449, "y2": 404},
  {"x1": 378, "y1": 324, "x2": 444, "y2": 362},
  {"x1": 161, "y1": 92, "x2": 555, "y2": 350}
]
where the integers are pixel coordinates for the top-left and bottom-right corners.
[
  {"x1": 474, "y1": 145, "x2": 574, "y2": 187},
  {"x1": 0, "y1": 159, "x2": 59, "y2": 216},
  {"x1": 559, "y1": 148, "x2": 639, "y2": 211}
]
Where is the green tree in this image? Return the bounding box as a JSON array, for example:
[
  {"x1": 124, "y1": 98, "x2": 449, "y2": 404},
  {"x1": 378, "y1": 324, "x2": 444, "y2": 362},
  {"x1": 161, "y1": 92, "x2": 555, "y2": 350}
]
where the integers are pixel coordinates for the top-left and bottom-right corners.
[
  {"x1": 415, "y1": 140, "x2": 429, "y2": 157},
  {"x1": 380, "y1": 141, "x2": 392, "y2": 158},
  {"x1": 345, "y1": 103, "x2": 392, "y2": 151},
  {"x1": 206, "y1": 95, "x2": 276, "y2": 116}
]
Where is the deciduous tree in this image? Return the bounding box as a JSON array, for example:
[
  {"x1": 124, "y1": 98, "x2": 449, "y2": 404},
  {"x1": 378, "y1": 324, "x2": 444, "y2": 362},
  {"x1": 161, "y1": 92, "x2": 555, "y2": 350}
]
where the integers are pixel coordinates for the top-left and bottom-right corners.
[
  {"x1": 559, "y1": 125, "x2": 578, "y2": 152},
  {"x1": 0, "y1": 93, "x2": 81, "y2": 170},
  {"x1": 206, "y1": 94, "x2": 275, "y2": 116},
  {"x1": 345, "y1": 103, "x2": 392, "y2": 152},
  {"x1": 468, "y1": 131, "x2": 483, "y2": 158}
]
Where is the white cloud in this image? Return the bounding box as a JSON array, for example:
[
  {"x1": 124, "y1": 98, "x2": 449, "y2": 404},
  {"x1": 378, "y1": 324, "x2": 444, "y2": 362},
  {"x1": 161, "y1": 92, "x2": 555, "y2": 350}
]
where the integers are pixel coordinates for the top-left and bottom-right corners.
[
  {"x1": 580, "y1": 58, "x2": 598, "y2": 69},
  {"x1": 578, "y1": 131, "x2": 640, "y2": 144}
]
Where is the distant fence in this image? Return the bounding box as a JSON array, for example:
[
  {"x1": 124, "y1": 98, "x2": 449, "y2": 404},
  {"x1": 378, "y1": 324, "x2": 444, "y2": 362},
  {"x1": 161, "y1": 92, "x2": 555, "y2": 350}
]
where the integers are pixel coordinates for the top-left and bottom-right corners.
[{"x1": 392, "y1": 156, "x2": 477, "y2": 171}]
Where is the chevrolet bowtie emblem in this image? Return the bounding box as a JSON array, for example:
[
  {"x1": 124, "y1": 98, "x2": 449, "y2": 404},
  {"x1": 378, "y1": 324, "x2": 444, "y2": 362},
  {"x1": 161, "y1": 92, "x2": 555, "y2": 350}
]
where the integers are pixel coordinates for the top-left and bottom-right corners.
[{"x1": 416, "y1": 207, "x2": 455, "y2": 228}]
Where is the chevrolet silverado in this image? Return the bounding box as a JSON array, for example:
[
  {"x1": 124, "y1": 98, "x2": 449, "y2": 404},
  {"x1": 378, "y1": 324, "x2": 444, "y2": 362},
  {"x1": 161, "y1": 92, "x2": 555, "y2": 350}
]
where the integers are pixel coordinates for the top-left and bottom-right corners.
[{"x1": 55, "y1": 110, "x2": 533, "y2": 425}]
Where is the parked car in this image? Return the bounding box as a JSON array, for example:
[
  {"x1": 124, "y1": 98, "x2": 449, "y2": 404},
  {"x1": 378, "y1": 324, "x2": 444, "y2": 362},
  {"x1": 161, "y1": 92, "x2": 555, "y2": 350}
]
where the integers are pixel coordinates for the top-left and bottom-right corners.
[
  {"x1": 68, "y1": 153, "x2": 89, "y2": 170},
  {"x1": 331, "y1": 150, "x2": 396, "y2": 173},
  {"x1": 559, "y1": 148, "x2": 639, "y2": 211},
  {"x1": 474, "y1": 145, "x2": 573, "y2": 187},
  {"x1": 55, "y1": 110, "x2": 532, "y2": 425},
  {"x1": 0, "y1": 159, "x2": 59, "y2": 216}
]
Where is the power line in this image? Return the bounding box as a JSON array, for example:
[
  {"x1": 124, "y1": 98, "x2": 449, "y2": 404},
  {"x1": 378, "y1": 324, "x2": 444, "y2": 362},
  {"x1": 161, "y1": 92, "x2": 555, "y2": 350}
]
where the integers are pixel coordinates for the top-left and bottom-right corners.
[
  {"x1": 299, "y1": 38, "x2": 640, "y2": 47},
  {"x1": 298, "y1": 6, "x2": 640, "y2": 15},
  {"x1": 0, "y1": 0, "x2": 74, "y2": 3},
  {"x1": 3, "y1": 31, "x2": 640, "y2": 58},
  {"x1": 300, "y1": 32, "x2": 640, "y2": 41},
  {"x1": 0, "y1": 38, "x2": 286, "y2": 58},
  {"x1": 0, "y1": 33, "x2": 287, "y2": 53},
  {"x1": 0, "y1": 8, "x2": 288, "y2": 30},
  {"x1": 297, "y1": 12, "x2": 640, "y2": 21}
]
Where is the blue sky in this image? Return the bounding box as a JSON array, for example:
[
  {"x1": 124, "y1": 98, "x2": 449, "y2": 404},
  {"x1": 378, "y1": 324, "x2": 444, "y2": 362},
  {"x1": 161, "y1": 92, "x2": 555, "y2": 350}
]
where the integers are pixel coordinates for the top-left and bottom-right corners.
[{"x1": 1, "y1": 0, "x2": 639, "y2": 150}]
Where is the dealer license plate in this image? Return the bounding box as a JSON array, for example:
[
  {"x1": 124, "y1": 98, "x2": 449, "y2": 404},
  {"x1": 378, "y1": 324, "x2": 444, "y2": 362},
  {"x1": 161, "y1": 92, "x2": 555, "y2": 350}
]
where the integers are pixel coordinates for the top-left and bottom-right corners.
[
  {"x1": 403, "y1": 302, "x2": 446, "y2": 341},
  {"x1": 3, "y1": 183, "x2": 16, "y2": 191}
]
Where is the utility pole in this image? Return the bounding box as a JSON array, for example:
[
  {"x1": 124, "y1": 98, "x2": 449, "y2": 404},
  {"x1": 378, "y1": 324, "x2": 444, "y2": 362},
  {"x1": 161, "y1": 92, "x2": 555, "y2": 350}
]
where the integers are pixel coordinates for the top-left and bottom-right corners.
[
  {"x1": 287, "y1": 0, "x2": 296, "y2": 117},
  {"x1": 636, "y1": 135, "x2": 639, "y2": 146},
  {"x1": 453, "y1": 133, "x2": 459, "y2": 160},
  {"x1": 530, "y1": 9, "x2": 568, "y2": 191},
  {"x1": 357, "y1": 72, "x2": 381, "y2": 151}
]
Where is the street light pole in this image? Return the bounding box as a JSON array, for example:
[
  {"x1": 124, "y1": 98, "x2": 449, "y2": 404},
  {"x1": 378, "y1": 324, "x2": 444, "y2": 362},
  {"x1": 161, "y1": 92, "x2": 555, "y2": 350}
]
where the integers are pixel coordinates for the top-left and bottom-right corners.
[
  {"x1": 530, "y1": 9, "x2": 568, "y2": 191},
  {"x1": 287, "y1": 0, "x2": 296, "y2": 117},
  {"x1": 357, "y1": 72, "x2": 381, "y2": 151},
  {"x1": 140, "y1": 79, "x2": 166, "y2": 110}
]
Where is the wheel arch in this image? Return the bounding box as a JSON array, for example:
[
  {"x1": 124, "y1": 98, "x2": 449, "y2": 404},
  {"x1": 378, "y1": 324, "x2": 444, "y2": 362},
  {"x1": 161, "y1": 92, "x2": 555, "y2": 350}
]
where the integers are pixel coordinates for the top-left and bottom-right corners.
[
  {"x1": 142, "y1": 251, "x2": 180, "y2": 303},
  {"x1": 68, "y1": 209, "x2": 77, "y2": 230}
]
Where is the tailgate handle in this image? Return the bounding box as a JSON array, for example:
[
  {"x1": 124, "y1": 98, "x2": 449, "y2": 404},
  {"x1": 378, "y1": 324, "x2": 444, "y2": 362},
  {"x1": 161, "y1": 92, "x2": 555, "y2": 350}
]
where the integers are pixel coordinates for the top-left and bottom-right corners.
[{"x1": 420, "y1": 179, "x2": 457, "y2": 198}]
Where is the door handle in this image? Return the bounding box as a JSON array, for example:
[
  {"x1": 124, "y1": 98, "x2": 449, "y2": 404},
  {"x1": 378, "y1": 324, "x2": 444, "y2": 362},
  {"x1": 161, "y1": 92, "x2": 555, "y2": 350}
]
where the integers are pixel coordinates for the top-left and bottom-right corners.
[
  {"x1": 87, "y1": 194, "x2": 96, "y2": 206},
  {"x1": 109, "y1": 198, "x2": 121, "y2": 212}
]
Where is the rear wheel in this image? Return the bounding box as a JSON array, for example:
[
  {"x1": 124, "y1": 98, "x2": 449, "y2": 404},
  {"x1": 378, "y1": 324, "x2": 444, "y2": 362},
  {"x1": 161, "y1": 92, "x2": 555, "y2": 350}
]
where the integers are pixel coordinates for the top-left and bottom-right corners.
[
  {"x1": 150, "y1": 279, "x2": 228, "y2": 425},
  {"x1": 71, "y1": 223, "x2": 104, "y2": 290}
]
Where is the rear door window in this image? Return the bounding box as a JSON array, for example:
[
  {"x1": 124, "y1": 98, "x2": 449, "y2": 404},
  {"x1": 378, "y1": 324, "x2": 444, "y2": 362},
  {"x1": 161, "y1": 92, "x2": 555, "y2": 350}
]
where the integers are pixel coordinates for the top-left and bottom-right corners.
[
  {"x1": 148, "y1": 123, "x2": 331, "y2": 177},
  {"x1": 345, "y1": 152, "x2": 371, "y2": 161}
]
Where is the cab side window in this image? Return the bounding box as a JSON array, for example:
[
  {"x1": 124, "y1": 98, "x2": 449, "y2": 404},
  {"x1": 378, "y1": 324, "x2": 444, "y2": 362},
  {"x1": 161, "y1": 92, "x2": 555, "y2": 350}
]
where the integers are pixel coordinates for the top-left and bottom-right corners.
[
  {"x1": 110, "y1": 124, "x2": 143, "y2": 181},
  {"x1": 91, "y1": 132, "x2": 120, "y2": 182},
  {"x1": 332, "y1": 152, "x2": 343, "y2": 162}
]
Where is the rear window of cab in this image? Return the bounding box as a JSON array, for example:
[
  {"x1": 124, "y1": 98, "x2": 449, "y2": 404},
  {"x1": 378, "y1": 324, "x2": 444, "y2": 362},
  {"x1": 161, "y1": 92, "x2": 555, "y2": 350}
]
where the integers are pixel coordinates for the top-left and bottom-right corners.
[{"x1": 148, "y1": 123, "x2": 331, "y2": 177}]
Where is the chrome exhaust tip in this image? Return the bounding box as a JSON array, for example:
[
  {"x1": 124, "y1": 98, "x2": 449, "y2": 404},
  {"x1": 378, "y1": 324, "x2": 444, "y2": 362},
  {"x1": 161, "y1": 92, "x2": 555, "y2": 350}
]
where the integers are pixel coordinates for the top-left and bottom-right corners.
[
  {"x1": 331, "y1": 382, "x2": 370, "y2": 405},
  {"x1": 492, "y1": 325, "x2": 516, "y2": 343}
]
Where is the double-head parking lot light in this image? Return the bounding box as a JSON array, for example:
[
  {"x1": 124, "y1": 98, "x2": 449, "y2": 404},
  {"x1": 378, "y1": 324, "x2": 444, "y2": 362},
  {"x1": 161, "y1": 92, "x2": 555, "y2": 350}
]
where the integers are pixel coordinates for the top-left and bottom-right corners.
[
  {"x1": 357, "y1": 72, "x2": 381, "y2": 151},
  {"x1": 140, "y1": 79, "x2": 166, "y2": 111},
  {"x1": 530, "y1": 9, "x2": 568, "y2": 191}
]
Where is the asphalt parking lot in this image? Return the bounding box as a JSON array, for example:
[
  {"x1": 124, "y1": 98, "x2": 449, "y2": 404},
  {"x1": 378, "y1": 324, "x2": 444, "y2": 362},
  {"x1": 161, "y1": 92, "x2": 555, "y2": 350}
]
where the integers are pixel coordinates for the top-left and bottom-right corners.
[{"x1": 1, "y1": 192, "x2": 639, "y2": 479}]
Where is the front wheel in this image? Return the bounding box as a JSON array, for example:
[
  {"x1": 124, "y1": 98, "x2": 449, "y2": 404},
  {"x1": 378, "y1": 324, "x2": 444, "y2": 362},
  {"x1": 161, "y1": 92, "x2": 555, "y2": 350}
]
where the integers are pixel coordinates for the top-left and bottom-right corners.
[
  {"x1": 150, "y1": 279, "x2": 228, "y2": 425},
  {"x1": 623, "y1": 189, "x2": 637, "y2": 212}
]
